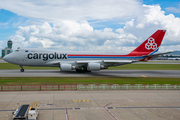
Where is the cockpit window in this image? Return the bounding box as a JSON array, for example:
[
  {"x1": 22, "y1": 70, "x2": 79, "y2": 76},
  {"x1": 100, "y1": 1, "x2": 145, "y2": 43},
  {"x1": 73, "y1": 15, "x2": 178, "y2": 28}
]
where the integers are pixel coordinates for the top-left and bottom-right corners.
[{"x1": 15, "y1": 50, "x2": 19, "y2": 52}]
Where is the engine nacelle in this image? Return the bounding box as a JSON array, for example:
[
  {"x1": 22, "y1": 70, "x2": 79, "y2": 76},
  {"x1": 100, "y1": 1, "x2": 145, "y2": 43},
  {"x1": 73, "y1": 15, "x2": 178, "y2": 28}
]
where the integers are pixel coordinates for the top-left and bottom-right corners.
[
  {"x1": 60, "y1": 64, "x2": 72, "y2": 71},
  {"x1": 87, "y1": 63, "x2": 100, "y2": 71}
]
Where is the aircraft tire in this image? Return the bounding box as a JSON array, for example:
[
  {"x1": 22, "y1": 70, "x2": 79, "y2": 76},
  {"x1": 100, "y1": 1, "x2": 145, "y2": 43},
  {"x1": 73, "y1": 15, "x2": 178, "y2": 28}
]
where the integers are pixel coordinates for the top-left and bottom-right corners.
[
  {"x1": 20, "y1": 69, "x2": 24, "y2": 72},
  {"x1": 76, "y1": 69, "x2": 84, "y2": 73},
  {"x1": 76, "y1": 69, "x2": 91, "y2": 73}
]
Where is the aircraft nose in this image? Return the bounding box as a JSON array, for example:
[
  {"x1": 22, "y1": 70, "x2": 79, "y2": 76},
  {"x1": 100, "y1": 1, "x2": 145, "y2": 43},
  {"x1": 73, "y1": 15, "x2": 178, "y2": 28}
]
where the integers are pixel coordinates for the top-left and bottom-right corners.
[{"x1": 3, "y1": 54, "x2": 13, "y2": 63}]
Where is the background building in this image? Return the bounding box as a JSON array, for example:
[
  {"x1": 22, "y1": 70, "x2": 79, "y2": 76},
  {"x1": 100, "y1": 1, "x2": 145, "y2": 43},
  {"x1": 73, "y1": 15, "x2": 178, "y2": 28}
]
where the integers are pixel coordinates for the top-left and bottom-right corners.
[{"x1": 2, "y1": 39, "x2": 13, "y2": 58}]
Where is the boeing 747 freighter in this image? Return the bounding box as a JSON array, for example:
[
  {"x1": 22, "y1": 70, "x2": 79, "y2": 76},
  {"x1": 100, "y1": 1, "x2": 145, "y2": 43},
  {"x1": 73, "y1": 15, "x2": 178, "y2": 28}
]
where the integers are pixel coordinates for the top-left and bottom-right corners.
[{"x1": 3, "y1": 30, "x2": 170, "y2": 72}]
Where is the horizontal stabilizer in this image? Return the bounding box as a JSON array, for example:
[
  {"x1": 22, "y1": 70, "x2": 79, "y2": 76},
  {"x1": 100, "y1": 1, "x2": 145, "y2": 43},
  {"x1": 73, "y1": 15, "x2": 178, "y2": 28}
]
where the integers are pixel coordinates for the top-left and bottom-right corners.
[
  {"x1": 140, "y1": 51, "x2": 173, "y2": 61},
  {"x1": 142, "y1": 51, "x2": 173, "y2": 57}
]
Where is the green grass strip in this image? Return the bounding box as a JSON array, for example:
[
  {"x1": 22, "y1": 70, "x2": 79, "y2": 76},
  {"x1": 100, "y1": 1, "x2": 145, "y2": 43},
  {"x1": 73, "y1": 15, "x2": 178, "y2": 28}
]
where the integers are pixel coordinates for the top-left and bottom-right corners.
[
  {"x1": 0, "y1": 77, "x2": 180, "y2": 85},
  {"x1": 0, "y1": 63, "x2": 59, "y2": 69}
]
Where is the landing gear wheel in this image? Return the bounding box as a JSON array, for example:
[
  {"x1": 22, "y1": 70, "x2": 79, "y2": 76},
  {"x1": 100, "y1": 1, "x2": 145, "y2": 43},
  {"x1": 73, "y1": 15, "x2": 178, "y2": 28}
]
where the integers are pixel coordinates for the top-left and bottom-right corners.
[
  {"x1": 20, "y1": 65, "x2": 24, "y2": 72},
  {"x1": 20, "y1": 69, "x2": 24, "y2": 72},
  {"x1": 76, "y1": 67, "x2": 91, "y2": 73},
  {"x1": 76, "y1": 69, "x2": 82, "y2": 73}
]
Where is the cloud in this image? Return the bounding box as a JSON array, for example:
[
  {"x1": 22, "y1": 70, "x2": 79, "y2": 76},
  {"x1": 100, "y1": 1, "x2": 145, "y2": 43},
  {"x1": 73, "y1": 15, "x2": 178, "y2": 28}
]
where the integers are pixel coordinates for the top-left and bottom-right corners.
[
  {"x1": 166, "y1": 4, "x2": 180, "y2": 13},
  {"x1": 166, "y1": 7, "x2": 180, "y2": 13},
  {"x1": 0, "y1": 0, "x2": 142, "y2": 22},
  {"x1": 116, "y1": 5, "x2": 180, "y2": 51},
  {"x1": 8, "y1": 4, "x2": 180, "y2": 54},
  {"x1": 10, "y1": 21, "x2": 120, "y2": 51},
  {"x1": 1, "y1": 1, "x2": 180, "y2": 54},
  {"x1": 0, "y1": 41, "x2": 5, "y2": 50}
]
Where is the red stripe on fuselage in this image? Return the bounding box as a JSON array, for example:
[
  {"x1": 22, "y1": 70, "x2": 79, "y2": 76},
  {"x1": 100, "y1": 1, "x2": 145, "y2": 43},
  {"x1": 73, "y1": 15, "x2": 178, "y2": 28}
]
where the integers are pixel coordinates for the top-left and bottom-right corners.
[
  {"x1": 67, "y1": 54, "x2": 147, "y2": 57},
  {"x1": 68, "y1": 54, "x2": 128, "y2": 57}
]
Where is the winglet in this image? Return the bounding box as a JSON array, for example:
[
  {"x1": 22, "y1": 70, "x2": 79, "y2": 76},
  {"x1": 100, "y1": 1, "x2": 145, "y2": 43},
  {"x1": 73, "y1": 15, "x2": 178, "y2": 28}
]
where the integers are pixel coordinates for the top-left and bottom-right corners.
[{"x1": 128, "y1": 30, "x2": 166, "y2": 56}]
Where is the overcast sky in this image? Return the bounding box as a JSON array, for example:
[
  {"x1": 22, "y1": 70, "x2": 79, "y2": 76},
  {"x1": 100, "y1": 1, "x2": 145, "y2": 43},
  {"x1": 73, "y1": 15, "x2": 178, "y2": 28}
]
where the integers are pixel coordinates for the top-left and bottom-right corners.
[{"x1": 0, "y1": 0, "x2": 180, "y2": 55}]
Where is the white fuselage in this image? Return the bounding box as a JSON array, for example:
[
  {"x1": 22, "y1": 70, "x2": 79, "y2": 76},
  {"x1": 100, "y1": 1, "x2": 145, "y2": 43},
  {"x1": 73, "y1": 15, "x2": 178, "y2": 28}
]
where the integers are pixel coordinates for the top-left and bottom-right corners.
[{"x1": 4, "y1": 48, "x2": 143, "y2": 67}]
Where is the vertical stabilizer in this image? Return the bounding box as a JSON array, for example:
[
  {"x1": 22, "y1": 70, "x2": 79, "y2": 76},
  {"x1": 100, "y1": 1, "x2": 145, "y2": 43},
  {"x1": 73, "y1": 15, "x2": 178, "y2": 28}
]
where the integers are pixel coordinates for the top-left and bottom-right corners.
[{"x1": 128, "y1": 30, "x2": 166, "y2": 56}]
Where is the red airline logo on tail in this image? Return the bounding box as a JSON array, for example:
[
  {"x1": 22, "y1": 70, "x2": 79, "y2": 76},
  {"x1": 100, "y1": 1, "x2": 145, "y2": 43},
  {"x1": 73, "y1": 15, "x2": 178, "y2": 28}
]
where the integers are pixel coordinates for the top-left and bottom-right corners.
[{"x1": 145, "y1": 37, "x2": 157, "y2": 50}]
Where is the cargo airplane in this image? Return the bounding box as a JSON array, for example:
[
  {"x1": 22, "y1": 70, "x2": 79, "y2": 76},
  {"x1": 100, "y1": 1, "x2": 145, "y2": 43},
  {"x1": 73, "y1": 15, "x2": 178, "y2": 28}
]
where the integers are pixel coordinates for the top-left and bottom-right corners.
[{"x1": 3, "y1": 30, "x2": 170, "y2": 72}]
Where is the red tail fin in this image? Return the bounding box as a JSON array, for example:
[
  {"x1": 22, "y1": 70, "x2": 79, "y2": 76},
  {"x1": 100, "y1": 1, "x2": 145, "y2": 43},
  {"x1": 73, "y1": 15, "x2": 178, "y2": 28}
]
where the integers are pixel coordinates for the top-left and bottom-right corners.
[{"x1": 128, "y1": 30, "x2": 166, "y2": 56}]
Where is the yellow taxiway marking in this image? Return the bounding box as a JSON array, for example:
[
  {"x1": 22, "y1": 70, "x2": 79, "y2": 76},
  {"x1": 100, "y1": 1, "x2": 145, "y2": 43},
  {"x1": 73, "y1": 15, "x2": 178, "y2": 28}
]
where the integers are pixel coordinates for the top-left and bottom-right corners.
[
  {"x1": 141, "y1": 75, "x2": 147, "y2": 77},
  {"x1": 72, "y1": 100, "x2": 91, "y2": 102}
]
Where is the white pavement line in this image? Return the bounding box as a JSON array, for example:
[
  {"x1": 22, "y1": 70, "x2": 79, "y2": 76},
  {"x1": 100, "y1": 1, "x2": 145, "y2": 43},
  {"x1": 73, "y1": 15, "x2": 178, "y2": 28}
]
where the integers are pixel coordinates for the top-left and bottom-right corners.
[
  {"x1": 104, "y1": 107, "x2": 118, "y2": 120},
  {"x1": 65, "y1": 108, "x2": 69, "y2": 120}
]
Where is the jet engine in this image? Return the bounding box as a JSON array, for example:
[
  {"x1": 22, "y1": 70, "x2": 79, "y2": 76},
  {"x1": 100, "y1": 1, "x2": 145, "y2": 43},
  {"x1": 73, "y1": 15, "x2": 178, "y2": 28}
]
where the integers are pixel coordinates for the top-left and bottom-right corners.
[
  {"x1": 60, "y1": 64, "x2": 73, "y2": 71},
  {"x1": 87, "y1": 63, "x2": 100, "y2": 71}
]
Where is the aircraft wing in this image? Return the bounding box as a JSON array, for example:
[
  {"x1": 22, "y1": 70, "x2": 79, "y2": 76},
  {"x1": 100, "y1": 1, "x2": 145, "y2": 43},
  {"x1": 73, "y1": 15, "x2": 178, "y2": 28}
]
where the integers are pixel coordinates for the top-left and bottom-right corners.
[
  {"x1": 77, "y1": 60, "x2": 137, "y2": 64},
  {"x1": 46, "y1": 60, "x2": 138, "y2": 66},
  {"x1": 77, "y1": 60, "x2": 138, "y2": 67}
]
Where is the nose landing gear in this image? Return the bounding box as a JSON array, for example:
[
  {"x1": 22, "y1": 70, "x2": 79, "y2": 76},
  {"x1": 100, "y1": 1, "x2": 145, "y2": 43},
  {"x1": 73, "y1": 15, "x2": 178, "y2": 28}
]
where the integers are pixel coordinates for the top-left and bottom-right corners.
[{"x1": 20, "y1": 66, "x2": 24, "y2": 72}]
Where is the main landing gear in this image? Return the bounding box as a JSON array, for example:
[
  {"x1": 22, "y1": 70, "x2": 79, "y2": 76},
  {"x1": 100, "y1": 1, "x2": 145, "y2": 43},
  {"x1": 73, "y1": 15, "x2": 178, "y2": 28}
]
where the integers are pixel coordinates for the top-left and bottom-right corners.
[
  {"x1": 20, "y1": 65, "x2": 24, "y2": 72},
  {"x1": 76, "y1": 66, "x2": 91, "y2": 73}
]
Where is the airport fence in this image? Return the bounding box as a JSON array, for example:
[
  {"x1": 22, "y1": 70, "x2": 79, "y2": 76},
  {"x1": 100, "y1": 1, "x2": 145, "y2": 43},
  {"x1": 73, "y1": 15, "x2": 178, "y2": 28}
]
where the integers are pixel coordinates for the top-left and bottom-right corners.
[
  {"x1": 77, "y1": 84, "x2": 180, "y2": 90},
  {"x1": 0, "y1": 85, "x2": 77, "y2": 91},
  {"x1": 0, "y1": 84, "x2": 180, "y2": 91}
]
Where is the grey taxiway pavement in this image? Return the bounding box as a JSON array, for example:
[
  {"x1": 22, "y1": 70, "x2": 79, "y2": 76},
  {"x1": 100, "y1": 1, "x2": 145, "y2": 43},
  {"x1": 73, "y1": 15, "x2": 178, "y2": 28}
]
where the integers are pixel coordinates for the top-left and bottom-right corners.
[
  {"x1": 0, "y1": 69, "x2": 180, "y2": 78},
  {"x1": 0, "y1": 90, "x2": 180, "y2": 120}
]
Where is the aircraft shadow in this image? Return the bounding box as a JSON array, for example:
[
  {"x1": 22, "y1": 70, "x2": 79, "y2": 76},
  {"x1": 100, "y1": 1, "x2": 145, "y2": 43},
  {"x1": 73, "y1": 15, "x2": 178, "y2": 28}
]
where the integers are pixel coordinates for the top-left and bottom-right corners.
[{"x1": 60, "y1": 71, "x2": 123, "y2": 77}]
